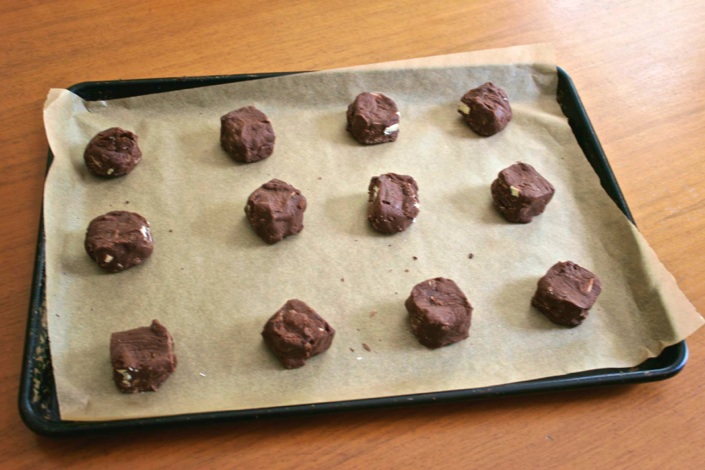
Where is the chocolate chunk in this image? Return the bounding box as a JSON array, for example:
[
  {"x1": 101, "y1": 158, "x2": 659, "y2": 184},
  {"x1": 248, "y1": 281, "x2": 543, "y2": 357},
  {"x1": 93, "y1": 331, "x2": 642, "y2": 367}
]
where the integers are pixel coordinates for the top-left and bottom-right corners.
[
  {"x1": 245, "y1": 179, "x2": 307, "y2": 244},
  {"x1": 220, "y1": 106, "x2": 275, "y2": 163},
  {"x1": 110, "y1": 320, "x2": 176, "y2": 393},
  {"x1": 346, "y1": 92, "x2": 400, "y2": 145},
  {"x1": 457, "y1": 83, "x2": 512, "y2": 136},
  {"x1": 491, "y1": 162, "x2": 555, "y2": 223},
  {"x1": 531, "y1": 261, "x2": 602, "y2": 327},
  {"x1": 262, "y1": 299, "x2": 335, "y2": 369},
  {"x1": 405, "y1": 277, "x2": 473, "y2": 349},
  {"x1": 84, "y1": 127, "x2": 142, "y2": 177},
  {"x1": 367, "y1": 173, "x2": 419, "y2": 234},
  {"x1": 84, "y1": 211, "x2": 154, "y2": 273}
]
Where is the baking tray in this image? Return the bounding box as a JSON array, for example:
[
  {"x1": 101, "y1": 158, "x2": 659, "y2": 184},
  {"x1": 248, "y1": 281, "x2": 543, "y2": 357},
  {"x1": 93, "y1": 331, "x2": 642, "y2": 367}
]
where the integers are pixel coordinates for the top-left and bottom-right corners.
[{"x1": 19, "y1": 68, "x2": 688, "y2": 435}]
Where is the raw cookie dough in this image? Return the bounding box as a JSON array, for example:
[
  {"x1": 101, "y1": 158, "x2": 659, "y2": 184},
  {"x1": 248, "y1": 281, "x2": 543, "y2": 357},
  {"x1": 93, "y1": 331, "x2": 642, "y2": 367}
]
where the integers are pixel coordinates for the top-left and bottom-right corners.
[
  {"x1": 346, "y1": 92, "x2": 400, "y2": 144},
  {"x1": 220, "y1": 105, "x2": 276, "y2": 163},
  {"x1": 457, "y1": 82, "x2": 512, "y2": 136},
  {"x1": 84, "y1": 210, "x2": 154, "y2": 273},
  {"x1": 245, "y1": 179, "x2": 307, "y2": 244},
  {"x1": 491, "y1": 162, "x2": 555, "y2": 223},
  {"x1": 405, "y1": 277, "x2": 473, "y2": 349},
  {"x1": 367, "y1": 173, "x2": 419, "y2": 234},
  {"x1": 110, "y1": 320, "x2": 177, "y2": 393},
  {"x1": 531, "y1": 261, "x2": 602, "y2": 327},
  {"x1": 262, "y1": 299, "x2": 336, "y2": 369},
  {"x1": 83, "y1": 127, "x2": 142, "y2": 177}
]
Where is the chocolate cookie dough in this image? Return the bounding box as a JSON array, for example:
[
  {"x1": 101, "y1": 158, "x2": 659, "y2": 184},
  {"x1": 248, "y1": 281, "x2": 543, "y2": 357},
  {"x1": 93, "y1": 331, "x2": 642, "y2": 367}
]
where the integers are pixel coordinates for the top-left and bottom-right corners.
[
  {"x1": 491, "y1": 162, "x2": 555, "y2": 223},
  {"x1": 262, "y1": 299, "x2": 335, "y2": 369},
  {"x1": 457, "y1": 83, "x2": 512, "y2": 136},
  {"x1": 245, "y1": 179, "x2": 307, "y2": 244},
  {"x1": 405, "y1": 277, "x2": 473, "y2": 349},
  {"x1": 84, "y1": 211, "x2": 154, "y2": 273},
  {"x1": 110, "y1": 320, "x2": 177, "y2": 393},
  {"x1": 531, "y1": 261, "x2": 602, "y2": 327},
  {"x1": 84, "y1": 127, "x2": 142, "y2": 177},
  {"x1": 220, "y1": 105, "x2": 275, "y2": 163},
  {"x1": 346, "y1": 92, "x2": 400, "y2": 144},
  {"x1": 367, "y1": 173, "x2": 419, "y2": 234}
]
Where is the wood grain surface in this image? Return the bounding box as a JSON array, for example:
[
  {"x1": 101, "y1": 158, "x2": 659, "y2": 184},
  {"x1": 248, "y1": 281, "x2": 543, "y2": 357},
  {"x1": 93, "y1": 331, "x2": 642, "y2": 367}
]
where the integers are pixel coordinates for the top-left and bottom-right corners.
[{"x1": 1, "y1": 0, "x2": 704, "y2": 467}]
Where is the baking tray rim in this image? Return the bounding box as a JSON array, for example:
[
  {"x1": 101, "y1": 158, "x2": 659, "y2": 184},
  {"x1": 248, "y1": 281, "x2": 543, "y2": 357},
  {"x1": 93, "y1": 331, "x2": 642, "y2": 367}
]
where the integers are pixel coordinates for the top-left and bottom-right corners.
[{"x1": 19, "y1": 67, "x2": 688, "y2": 436}]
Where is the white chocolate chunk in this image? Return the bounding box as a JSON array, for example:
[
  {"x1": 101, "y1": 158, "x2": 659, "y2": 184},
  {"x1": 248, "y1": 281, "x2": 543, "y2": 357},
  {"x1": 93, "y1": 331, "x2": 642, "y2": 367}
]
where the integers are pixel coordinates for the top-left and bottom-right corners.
[
  {"x1": 103, "y1": 254, "x2": 114, "y2": 263},
  {"x1": 457, "y1": 102, "x2": 470, "y2": 115},
  {"x1": 510, "y1": 185, "x2": 521, "y2": 197},
  {"x1": 371, "y1": 185, "x2": 379, "y2": 201},
  {"x1": 140, "y1": 225, "x2": 152, "y2": 242},
  {"x1": 107, "y1": 168, "x2": 114, "y2": 175},
  {"x1": 384, "y1": 123, "x2": 399, "y2": 135},
  {"x1": 116, "y1": 369, "x2": 132, "y2": 387}
]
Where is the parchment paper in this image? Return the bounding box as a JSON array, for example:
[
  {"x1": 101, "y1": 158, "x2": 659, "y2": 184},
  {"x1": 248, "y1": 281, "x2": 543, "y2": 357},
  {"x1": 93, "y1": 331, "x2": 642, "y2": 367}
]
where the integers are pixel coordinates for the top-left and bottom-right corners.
[{"x1": 43, "y1": 45, "x2": 703, "y2": 421}]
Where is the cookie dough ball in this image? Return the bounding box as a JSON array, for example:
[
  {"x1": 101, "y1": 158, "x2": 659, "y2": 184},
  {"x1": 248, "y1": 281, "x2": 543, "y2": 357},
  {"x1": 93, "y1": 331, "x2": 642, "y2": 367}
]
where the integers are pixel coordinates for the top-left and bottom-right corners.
[
  {"x1": 84, "y1": 127, "x2": 142, "y2": 177},
  {"x1": 220, "y1": 105, "x2": 275, "y2": 163},
  {"x1": 110, "y1": 320, "x2": 177, "y2": 393},
  {"x1": 531, "y1": 261, "x2": 602, "y2": 327},
  {"x1": 491, "y1": 162, "x2": 555, "y2": 223},
  {"x1": 245, "y1": 179, "x2": 307, "y2": 244},
  {"x1": 84, "y1": 211, "x2": 154, "y2": 273},
  {"x1": 346, "y1": 92, "x2": 400, "y2": 144},
  {"x1": 405, "y1": 278, "x2": 473, "y2": 349},
  {"x1": 262, "y1": 299, "x2": 336, "y2": 369},
  {"x1": 367, "y1": 173, "x2": 419, "y2": 234},
  {"x1": 457, "y1": 83, "x2": 512, "y2": 136}
]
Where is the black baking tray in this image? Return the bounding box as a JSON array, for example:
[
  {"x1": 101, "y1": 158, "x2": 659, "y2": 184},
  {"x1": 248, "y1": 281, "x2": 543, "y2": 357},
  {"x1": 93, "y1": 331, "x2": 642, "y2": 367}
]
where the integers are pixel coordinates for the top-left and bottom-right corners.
[{"x1": 19, "y1": 68, "x2": 688, "y2": 435}]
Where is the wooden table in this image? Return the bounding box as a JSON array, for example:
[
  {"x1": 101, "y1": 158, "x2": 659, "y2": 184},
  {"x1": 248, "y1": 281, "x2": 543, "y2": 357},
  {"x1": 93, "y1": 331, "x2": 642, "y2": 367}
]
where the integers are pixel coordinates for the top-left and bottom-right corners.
[{"x1": 2, "y1": 1, "x2": 704, "y2": 467}]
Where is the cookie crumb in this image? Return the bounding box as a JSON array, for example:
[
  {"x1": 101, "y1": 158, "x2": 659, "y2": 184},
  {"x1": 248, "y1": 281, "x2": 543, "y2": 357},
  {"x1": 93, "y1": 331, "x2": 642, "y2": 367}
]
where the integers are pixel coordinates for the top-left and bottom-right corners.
[
  {"x1": 362, "y1": 343, "x2": 371, "y2": 352},
  {"x1": 369, "y1": 311, "x2": 377, "y2": 318},
  {"x1": 468, "y1": 253, "x2": 474, "y2": 259},
  {"x1": 412, "y1": 256, "x2": 418, "y2": 260}
]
